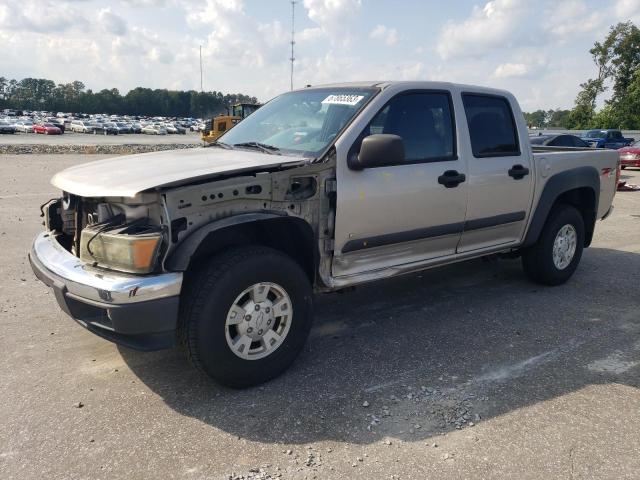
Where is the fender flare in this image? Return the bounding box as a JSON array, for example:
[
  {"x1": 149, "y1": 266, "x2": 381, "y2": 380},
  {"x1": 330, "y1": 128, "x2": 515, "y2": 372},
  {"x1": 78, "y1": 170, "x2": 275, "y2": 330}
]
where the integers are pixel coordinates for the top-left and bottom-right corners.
[
  {"x1": 165, "y1": 212, "x2": 286, "y2": 271},
  {"x1": 522, "y1": 166, "x2": 600, "y2": 248}
]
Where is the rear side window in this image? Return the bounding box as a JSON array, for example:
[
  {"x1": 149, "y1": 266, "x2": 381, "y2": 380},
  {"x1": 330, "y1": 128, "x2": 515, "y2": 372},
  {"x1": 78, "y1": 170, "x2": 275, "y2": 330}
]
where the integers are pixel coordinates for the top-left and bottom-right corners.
[
  {"x1": 361, "y1": 91, "x2": 456, "y2": 163},
  {"x1": 551, "y1": 135, "x2": 573, "y2": 147},
  {"x1": 462, "y1": 94, "x2": 520, "y2": 157},
  {"x1": 571, "y1": 136, "x2": 589, "y2": 148}
]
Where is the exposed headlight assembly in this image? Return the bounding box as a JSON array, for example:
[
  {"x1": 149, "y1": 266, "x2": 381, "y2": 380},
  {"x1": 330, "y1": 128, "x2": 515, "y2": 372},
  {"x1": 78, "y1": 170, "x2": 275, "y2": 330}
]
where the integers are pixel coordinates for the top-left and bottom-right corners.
[{"x1": 79, "y1": 218, "x2": 163, "y2": 274}]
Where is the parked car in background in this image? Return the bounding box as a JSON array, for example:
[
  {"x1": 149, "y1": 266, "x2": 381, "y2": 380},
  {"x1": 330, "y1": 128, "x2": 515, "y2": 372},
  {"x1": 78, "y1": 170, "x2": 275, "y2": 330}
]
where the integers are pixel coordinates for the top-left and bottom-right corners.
[
  {"x1": 618, "y1": 140, "x2": 640, "y2": 169},
  {"x1": 141, "y1": 124, "x2": 167, "y2": 135},
  {"x1": 172, "y1": 123, "x2": 187, "y2": 134},
  {"x1": 581, "y1": 129, "x2": 634, "y2": 149},
  {"x1": 93, "y1": 122, "x2": 119, "y2": 135},
  {"x1": 530, "y1": 134, "x2": 591, "y2": 148},
  {"x1": 130, "y1": 123, "x2": 142, "y2": 134},
  {"x1": 164, "y1": 123, "x2": 178, "y2": 134},
  {"x1": 15, "y1": 120, "x2": 35, "y2": 133},
  {"x1": 115, "y1": 122, "x2": 133, "y2": 134},
  {"x1": 46, "y1": 118, "x2": 66, "y2": 133},
  {"x1": 34, "y1": 123, "x2": 62, "y2": 135},
  {"x1": 0, "y1": 120, "x2": 17, "y2": 134},
  {"x1": 70, "y1": 120, "x2": 95, "y2": 133}
]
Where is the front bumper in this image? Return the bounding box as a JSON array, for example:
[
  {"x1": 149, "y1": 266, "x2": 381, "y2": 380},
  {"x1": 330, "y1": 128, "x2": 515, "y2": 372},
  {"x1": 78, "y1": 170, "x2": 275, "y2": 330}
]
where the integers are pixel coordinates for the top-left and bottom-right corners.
[
  {"x1": 620, "y1": 158, "x2": 640, "y2": 168},
  {"x1": 29, "y1": 231, "x2": 183, "y2": 350}
]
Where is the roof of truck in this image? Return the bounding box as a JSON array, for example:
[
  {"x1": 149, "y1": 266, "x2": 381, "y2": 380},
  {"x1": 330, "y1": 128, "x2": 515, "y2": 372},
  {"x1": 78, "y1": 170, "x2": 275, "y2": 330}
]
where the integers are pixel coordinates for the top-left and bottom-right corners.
[{"x1": 296, "y1": 81, "x2": 513, "y2": 97}]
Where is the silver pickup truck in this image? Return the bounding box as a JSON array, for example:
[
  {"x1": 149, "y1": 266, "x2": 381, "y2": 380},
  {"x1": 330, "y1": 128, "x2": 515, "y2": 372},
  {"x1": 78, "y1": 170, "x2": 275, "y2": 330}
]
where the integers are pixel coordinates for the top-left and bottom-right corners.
[{"x1": 29, "y1": 82, "x2": 619, "y2": 387}]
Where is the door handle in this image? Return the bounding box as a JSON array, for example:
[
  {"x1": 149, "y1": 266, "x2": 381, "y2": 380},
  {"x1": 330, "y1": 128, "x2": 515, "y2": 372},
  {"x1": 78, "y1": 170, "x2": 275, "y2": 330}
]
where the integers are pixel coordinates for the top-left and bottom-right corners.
[
  {"x1": 438, "y1": 170, "x2": 466, "y2": 188},
  {"x1": 508, "y1": 164, "x2": 529, "y2": 180}
]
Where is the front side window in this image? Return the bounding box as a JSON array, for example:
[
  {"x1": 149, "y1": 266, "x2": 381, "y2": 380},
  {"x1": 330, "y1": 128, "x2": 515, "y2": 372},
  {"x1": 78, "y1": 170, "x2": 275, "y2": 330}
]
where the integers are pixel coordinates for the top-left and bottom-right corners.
[
  {"x1": 218, "y1": 87, "x2": 377, "y2": 157},
  {"x1": 463, "y1": 94, "x2": 520, "y2": 157},
  {"x1": 359, "y1": 92, "x2": 456, "y2": 163}
]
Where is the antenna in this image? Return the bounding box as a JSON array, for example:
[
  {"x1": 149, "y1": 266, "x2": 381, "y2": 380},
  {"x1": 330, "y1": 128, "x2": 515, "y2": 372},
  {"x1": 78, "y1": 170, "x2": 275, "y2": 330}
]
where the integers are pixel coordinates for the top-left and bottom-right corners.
[
  {"x1": 290, "y1": 1, "x2": 296, "y2": 90},
  {"x1": 199, "y1": 45, "x2": 203, "y2": 92}
]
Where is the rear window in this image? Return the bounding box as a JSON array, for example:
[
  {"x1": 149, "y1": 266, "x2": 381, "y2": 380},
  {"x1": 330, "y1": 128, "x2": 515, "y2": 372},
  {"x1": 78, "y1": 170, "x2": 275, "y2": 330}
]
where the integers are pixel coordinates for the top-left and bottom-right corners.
[{"x1": 462, "y1": 94, "x2": 520, "y2": 157}]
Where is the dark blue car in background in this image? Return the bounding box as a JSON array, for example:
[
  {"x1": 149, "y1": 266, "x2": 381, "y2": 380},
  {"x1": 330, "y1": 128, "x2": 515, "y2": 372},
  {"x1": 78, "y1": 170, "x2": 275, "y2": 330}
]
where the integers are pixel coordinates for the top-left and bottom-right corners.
[{"x1": 581, "y1": 129, "x2": 635, "y2": 149}]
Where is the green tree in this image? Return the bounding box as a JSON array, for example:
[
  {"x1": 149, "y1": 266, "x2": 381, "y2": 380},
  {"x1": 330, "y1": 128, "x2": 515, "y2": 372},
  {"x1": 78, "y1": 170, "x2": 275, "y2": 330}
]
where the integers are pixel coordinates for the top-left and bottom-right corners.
[{"x1": 523, "y1": 110, "x2": 548, "y2": 128}]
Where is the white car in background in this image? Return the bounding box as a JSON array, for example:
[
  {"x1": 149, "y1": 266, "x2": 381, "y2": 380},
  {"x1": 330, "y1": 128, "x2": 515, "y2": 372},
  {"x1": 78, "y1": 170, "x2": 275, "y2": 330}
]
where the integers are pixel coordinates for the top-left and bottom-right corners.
[
  {"x1": 15, "y1": 120, "x2": 35, "y2": 133},
  {"x1": 141, "y1": 124, "x2": 167, "y2": 135}
]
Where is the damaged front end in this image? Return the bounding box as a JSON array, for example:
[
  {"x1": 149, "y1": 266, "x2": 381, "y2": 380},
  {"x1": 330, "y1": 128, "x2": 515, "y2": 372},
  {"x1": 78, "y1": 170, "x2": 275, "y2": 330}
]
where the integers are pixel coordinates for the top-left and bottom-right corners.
[
  {"x1": 30, "y1": 192, "x2": 182, "y2": 350},
  {"x1": 42, "y1": 192, "x2": 168, "y2": 275}
]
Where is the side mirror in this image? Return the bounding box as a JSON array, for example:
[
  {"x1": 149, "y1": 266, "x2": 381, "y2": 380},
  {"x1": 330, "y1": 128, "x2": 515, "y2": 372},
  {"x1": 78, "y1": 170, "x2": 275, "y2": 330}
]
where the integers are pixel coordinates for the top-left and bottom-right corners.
[{"x1": 348, "y1": 134, "x2": 405, "y2": 170}]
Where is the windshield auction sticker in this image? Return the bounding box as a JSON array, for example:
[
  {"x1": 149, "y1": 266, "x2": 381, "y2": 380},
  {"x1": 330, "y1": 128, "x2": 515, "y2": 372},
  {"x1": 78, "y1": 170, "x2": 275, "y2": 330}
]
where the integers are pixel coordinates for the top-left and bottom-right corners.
[{"x1": 321, "y1": 94, "x2": 365, "y2": 106}]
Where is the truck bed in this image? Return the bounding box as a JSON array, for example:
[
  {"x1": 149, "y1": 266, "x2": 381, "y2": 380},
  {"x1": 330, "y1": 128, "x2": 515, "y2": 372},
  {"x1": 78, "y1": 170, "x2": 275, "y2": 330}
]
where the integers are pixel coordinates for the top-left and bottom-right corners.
[{"x1": 532, "y1": 146, "x2": 619, "y2": 219}]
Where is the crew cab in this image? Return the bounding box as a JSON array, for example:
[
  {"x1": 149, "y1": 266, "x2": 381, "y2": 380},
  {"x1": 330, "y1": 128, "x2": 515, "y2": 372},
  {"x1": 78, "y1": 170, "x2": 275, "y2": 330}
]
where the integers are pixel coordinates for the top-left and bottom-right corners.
[
  {"x1": 581, "y1": 129, "x2": 634, "y2": 149},
  {"x1": 29, "y1": 82, "x2": 619, "y2": 387}
]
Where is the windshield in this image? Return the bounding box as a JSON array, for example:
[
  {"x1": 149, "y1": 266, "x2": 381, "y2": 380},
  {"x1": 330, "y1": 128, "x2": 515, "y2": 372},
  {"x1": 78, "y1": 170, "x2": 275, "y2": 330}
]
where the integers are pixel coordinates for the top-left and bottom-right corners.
[
  {"x1": 584, "y1": 130, "x2": 605, "y2": 138},
  {"x1": 218, "y1": 87, "x2": 378, "y2": 157}
]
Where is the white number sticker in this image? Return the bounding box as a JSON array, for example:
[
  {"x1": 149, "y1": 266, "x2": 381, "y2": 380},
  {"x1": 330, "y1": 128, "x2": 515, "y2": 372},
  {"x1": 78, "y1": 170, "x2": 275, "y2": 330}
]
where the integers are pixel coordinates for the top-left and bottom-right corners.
[{"x1": 321, "y1": 94, "x2": 365, "y2": 106}]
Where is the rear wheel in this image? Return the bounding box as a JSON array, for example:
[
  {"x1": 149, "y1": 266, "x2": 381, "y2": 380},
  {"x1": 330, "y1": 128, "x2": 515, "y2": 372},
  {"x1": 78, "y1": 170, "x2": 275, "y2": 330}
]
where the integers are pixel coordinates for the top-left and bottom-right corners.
[
  {"x1": 180, "y1": 246, "x2": 314, "y2": 388},
  {"x1": 522, "y1": 204, "x2": 585, "y2": 285}
]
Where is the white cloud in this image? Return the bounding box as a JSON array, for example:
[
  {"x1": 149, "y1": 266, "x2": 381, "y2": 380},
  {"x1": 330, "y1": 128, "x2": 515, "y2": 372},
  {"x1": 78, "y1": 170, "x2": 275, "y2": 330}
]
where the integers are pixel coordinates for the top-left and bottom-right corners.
[
  {"x1": 493, "y1": 62, "x2": 530, "y2": 78},
  {"x1": 303, "y1": 0, "x2": 362, "y2": 46},
  {"x1": 492, "y1": 54, "x2": 548, "y2": 79},
  {"x1": 616, "y1": 0, "x2": 640, "y2": 20},
  {"x1": 0, "y1": 0, "x2": 88, "y2": 33},
  {"x1": 98, "y1": 8, "x2": 128, "y2": 36},
  {"x1": 436, "y1": 0, "x2": 533, "y2": 59},
  {"x1": 187, "y1": 0, "x2": 288, "y2": 69},
  {"x1": 369, "y1": 25, "x2": 399, "y2": 46},
  {"x1": 543, "y1": 0, "x2": 603, "y2": 39}
]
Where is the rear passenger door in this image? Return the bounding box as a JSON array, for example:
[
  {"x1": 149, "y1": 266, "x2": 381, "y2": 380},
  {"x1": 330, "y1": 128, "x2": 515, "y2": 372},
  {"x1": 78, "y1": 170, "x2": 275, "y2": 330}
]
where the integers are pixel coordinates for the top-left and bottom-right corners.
[{"x1": 458, "y1": 93, "x2": 534, "y2": 253}]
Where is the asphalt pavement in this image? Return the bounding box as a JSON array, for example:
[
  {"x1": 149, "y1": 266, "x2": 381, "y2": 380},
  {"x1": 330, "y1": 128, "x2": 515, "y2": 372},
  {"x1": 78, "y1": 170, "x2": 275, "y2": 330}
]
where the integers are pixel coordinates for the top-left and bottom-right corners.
[{"x1": 1, "y1": 154, "x2": 639, "y2": 479}]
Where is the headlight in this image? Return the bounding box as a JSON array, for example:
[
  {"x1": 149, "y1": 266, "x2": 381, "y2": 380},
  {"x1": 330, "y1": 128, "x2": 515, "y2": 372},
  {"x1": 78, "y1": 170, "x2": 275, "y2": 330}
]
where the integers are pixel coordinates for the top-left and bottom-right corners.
[{"x1": 79, "y1": 224, "x2": 163, "y2": 274}]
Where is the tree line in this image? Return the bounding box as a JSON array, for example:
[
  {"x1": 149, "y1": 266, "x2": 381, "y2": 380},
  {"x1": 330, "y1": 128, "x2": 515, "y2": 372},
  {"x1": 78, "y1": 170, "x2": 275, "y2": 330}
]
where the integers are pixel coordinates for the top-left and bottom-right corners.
[
  {"x1": 525, "y1": 21, "x2": 640, "y2": 130},
  {"x1": 0, "y1": 77, "x2": 258, "y2": 118}
]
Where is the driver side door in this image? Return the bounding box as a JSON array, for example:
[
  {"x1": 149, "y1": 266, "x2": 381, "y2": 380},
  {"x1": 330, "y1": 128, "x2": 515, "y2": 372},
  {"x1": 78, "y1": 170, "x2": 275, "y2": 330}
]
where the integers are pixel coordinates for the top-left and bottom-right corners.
[{"x1": 332, "y1": 90, "x2": 468, "y2": 277}]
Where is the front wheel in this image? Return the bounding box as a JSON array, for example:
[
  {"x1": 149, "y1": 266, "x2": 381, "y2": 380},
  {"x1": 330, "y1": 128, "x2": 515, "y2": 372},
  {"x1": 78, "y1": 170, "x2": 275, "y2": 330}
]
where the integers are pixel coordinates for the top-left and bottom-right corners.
[
  {"x1": 522, "y1": 204, "x2": 585, "y2": 285},
  {"x1": 180, "y1": 246, "x2": 314, "y2": 388}
]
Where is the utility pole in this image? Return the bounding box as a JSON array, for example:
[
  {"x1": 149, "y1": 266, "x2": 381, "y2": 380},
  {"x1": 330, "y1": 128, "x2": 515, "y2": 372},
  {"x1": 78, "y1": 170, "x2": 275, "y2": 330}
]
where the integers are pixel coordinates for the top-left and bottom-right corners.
[
  {"x1": 290, "y1": 1, "x2": 296, "y2": 90},
  {"x1": 199, "y1": 45, "x2": 203, "y2": 92}
]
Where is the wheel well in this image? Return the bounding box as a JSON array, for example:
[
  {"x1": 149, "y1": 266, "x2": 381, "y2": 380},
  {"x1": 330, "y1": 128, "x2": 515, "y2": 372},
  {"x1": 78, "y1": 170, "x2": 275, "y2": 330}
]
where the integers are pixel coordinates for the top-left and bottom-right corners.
[
  {"x1": 554, "y1": 187, "x2": 597, "y2": 246},
  {"x1": 183, "y1": 218, "x2": 317, "y2": 284}
]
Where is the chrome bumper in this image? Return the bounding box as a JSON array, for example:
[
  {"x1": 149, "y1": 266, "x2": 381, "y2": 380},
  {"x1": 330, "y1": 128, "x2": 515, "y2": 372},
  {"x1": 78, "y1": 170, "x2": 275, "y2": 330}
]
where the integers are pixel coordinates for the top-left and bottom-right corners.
[
  {"x1": 30, "y1": 231, "x2": 182, "y2": 304},
  {"x1": 29, "y1": 232, "x2": 183, "y2": 350}
]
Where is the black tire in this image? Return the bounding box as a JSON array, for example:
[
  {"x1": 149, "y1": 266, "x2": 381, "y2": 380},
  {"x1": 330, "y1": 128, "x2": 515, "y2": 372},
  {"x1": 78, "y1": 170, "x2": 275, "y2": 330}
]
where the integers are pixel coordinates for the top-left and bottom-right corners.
[
  {"x1": 522, "y1": 204, "x2": 585, "y2": 286},
  {"x1": 179, "y1": 246, "x2": 314, "y2": 388}
]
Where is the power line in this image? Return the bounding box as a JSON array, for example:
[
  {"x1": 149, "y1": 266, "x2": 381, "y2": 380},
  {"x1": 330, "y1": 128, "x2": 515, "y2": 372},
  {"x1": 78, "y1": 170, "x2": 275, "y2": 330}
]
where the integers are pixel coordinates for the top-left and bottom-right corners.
[{"x1": 290, "y1": 1, "x2": 296, "y2": 90}]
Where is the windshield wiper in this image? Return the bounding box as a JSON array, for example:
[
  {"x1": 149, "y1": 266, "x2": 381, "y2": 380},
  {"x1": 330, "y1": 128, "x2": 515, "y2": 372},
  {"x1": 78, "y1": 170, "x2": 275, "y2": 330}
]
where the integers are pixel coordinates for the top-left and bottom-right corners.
[
  {"x1": 233, "y1": 142, "x2": 281, "y2": 155},
  {"x1": 206, "y1": 141, "x2": 232, "y2": 149}
]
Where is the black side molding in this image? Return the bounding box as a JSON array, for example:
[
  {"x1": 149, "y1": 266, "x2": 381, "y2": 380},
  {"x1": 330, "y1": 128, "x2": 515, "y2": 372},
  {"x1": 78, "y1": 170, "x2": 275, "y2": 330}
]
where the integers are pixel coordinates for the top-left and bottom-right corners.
[
  {"x1": 464, "y1": 211, "x2": 526, "y2": 231},
  {"x1": 341, "y1": 222, "x2": 464, "y2": 254},
  {"x1": 342, "y1": 211, "x2": 526, "y2": 254}
]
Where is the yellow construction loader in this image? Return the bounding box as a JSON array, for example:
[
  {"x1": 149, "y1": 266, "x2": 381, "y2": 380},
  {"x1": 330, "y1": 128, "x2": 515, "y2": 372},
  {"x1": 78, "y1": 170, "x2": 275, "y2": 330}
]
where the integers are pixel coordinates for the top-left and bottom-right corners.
[{"x1": 201, "y1": 103, "x2": 261, "y2": 144}]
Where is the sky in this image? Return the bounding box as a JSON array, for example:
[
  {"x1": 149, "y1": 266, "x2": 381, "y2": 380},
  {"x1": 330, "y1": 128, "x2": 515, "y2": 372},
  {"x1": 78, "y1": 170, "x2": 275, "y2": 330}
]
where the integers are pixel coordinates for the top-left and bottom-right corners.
[{"x1": 1, "y1": 0, "x2": 639, "y2": 111}]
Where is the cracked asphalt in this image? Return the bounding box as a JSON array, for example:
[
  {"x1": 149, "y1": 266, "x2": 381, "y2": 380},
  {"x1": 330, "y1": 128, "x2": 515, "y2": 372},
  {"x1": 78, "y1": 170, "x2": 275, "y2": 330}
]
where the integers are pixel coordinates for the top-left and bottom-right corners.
[{"x1": 1, "y1": 154, "x2": 639, "y2": 479}]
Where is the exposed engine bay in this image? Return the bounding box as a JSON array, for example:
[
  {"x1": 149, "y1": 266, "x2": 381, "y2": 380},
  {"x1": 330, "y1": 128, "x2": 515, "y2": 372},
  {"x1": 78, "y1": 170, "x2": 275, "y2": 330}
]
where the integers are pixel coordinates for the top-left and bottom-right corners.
[{"x1": 42, "y1": 192, "x2": 166, "y2": 274}]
